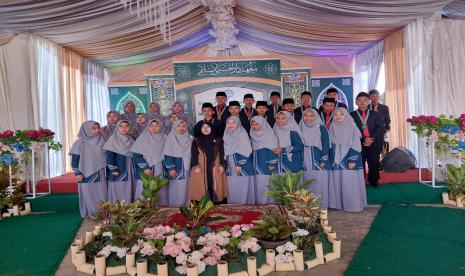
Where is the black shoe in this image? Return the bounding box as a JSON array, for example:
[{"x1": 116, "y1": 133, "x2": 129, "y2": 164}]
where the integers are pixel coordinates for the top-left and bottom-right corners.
[{"x1": 370, "y1": 182, "x2": 379, "y2": 188}]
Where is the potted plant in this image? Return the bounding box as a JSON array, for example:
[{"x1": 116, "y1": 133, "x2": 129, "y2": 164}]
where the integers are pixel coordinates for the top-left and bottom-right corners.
[
  {"x1": 266, "y1": 171, "x2": 314, "y2": 208},
  {"x1": 180, "y1": 196, "x2": 223, "y2": 238},
  {"x1": 445, "y1": 163, "x2": 465, "y2": 207},
  {"x1": 252, "y1": 214, "x2": 297, "y2": 249},
  {"x1": 285, "y1": 189, "x2": 321, "y2": 226},
  {"x1": 139, "y1": 174, "x2": 168, "y2": 209}
]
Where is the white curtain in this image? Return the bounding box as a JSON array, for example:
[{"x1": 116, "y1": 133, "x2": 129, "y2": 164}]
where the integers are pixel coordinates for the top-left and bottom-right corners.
[
  {"x1": 35, "y1": 36, "x2": 65, "y2": 177},
  {"x1": 0, "y1": 34, "x2": 38, "y2": 131},
  {"x1": 405, "y1": 14, "x2": 440, "y2": 161},
  {"x1": 84, "y1": 59, "x2": 110, "y2": 125},
  {"x1": 431, "y1": 19, "x2": 465, "y2": 115},
  {"x1": 353, "y1": 41, "x2": 384, "y2": 94}
]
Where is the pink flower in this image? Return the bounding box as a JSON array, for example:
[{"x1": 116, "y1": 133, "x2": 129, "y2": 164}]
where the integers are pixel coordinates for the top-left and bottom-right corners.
[
  {"x1": 240, "y1": 224, "x2": 254, "y2": 231},
  {"x1": 231, "y1": 229, "x2": 242, "y2": 238},
  {"x1": 163, "y1": 242, "x2": 182, "y2": 257},
  {"x1": 179, "y1": 237, "x2": 192, "y2": 252},
  {"x1": 203, "y1": 256, "x2": 218, "y2": 266}
]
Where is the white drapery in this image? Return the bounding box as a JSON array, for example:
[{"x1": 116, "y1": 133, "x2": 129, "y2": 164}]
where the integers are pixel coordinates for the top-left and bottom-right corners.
[
  {"x1": 84, "y1": 59, "x2": 110, "y2": 125},
  {"x1": 353, "y1": 41, "x2": 384, "y2": 94},
  {"x1": 0, "y1": 34, "x2": 38, "y2": 131},
  {"x1": 405, "y1": 14, "x2": 440, "y2": 160},
  {"x1": 36, "y1": 36, "x2": 66, "y2": 176}
]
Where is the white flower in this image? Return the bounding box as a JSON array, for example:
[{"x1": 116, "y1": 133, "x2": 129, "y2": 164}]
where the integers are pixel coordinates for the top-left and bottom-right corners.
[
  {"x1": 175, "y1": 232, "x2": 187, "y2": 240},
  {"x1": 238, "y1": 238, "x2": 261, "y2": 253},
  {"x1": 276, "y1": 245, "x2": 286, "y2": 254},
  {"x1": 275, "y1": 253, "x2": 293, "y2": 264},
  {"x1": 175, "y1": 265, "x2": 187, "y2": 274},
  {"x1": 292, "y1": 228, "x2": 309, "y2": 238},
  {"x1": 97, "y1": 245, "x2": 112, "y2": 258},
  {"x1": 284, "y1": 242, "x2": 297, "y2": 252},
  {"x1": 102, "y1": 232, "x2": 113, "y2": 239},
  {"x1": 188, "y1": 251, "x2": 204, "y2": 265},
  {"x1": 176, "y1": 252, "x2": 188, "y2": 265},
  {"x1": 196, "y1": 236, "x2": 207, "y2": 245},
  {"x1": 115, "y1": 247, "x2": 128, "y2": 258},
  {"x1": 140, "y1": 242, "x2": 156, "y2": 256},
  {"x1": 197, "y1": 261, "x2": 206, "y2": 274}
]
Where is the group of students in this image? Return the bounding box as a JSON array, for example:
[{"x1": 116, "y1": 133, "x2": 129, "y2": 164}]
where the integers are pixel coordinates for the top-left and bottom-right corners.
[{"x1": 70, "y1": 88, "x2": 390, "y2": 218}]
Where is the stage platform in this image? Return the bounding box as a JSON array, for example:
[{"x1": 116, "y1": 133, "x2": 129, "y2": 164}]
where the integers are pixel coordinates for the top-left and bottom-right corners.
[{"x1": 35, "y1": 168, "x2": 432, "y2": 194}]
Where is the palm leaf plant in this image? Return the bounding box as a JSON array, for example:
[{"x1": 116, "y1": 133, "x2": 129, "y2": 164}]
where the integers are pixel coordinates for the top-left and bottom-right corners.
[
  {"x1": 266, "y1": 171, "x2": 315, "y2": 208},
  {"x1": 252, "y1": 214, "x2": 296, "y2": 242},
  {"x1": 139, "y1": 173, "x2": 168, "y2": 208},
  {"x1": 180, "y1": 196, "x2": 223, "y2": 237}
]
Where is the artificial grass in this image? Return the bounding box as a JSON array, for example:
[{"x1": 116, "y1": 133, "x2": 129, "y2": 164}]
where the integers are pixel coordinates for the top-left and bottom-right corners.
[
  {"x1": 0, "y1": 194, "x2": 82, "y2": 276},
  {"x1": 345, "y1": 204, "x2": 465, "y2": 276},
  {"x1": 366, "y1": 182, "x2": 448, "y2": 205}
]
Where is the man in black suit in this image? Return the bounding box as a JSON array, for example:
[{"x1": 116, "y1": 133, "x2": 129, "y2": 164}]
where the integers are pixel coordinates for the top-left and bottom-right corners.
[
  {"x1": 369, "y1": 89, "x2": 391, "y2": 153},
  {"x1": 294, "y1": 91, "x2": 319, "y2": 123},
  {"x1": 319, "y1": 87, "x2": 348, "y2": 111},
  {"x1": 213, "y1": 91, "x2": 230, "y2": 122},
  {"x1": 194, "y1": 102, "x2": 224, "y2": 137},
  {"x1": 350, "y1": 92, "x2": 385, "y2": 187},
  {"x1": 239, "y1": 94, "x2": 258, "y2": 133},
  {"x1": 266, "y1": 91, "x2": 282, "y2": 127}
]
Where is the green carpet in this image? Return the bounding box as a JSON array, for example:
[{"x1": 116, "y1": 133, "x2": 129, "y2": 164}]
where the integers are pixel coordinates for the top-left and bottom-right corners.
[
  {"x1": 0, "y1": 194, "x2": 82, "y2": 276},
  {"x1": 367, "y1": 182, "x2": 448, "y2": 205},
  {"x1": 345, "y1": 204, "x2": 465, "y2": 276}
]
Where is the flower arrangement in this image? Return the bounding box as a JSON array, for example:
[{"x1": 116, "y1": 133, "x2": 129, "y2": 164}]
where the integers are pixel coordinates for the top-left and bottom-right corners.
[
  {"x1": 407, "y1": 114, "x2": 465, "y2": 157},
  {"x1": 0, "y1": 128, "x2": 62, "y2": 168}
]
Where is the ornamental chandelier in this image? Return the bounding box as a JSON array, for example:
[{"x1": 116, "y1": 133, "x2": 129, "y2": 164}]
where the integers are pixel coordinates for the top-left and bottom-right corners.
[{"x1": 119, "y1": 0, "x2": 172, "y2": 44}]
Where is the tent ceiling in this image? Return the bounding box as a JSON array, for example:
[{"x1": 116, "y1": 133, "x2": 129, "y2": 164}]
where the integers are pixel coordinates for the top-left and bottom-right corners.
[{"x1": 0, "y1": 0, "x2": 459, "y2": 69}]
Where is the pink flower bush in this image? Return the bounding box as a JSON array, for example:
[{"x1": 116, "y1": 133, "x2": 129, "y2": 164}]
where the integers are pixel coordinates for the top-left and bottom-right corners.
[{"x1": 143, "y1": 225, "x2": 173, "y2": 240}]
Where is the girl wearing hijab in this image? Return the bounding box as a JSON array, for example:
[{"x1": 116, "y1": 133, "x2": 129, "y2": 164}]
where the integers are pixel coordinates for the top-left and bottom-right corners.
[
  {"x1": 147, "y1": 102, "x2": 166, "y2": 122},
  {"x1": 189, "y1": 120, "x2": 228, "y2": 204},
  {"x1": 299, "y1": 108, "x2": 331, "y2": 208},
  {"x1": 164, "y1": 101, "x2": 193, "y2": 134},
  {"x1": 273, "y1": 111, "x2": 304, "y2": 173},
  {"x1": 131, "y1": 119, "x2": 168, "y2": 204},
  {"x1": 101, "y1": 111, "x2": 120, "y2": 141},
  {"x1": 223, "y1": 116, "x2": 254, "y2": 204},
  {"x1": 250, "y1": 116, "x2": 279, "y2": 204},
  {"x1": 130, "y1": 112, "x2": 148, "y2": 139},
  {"x1": 70, "y1": 121, "x2": 107, "y2": 218},
  {"x1": 164, "y1": 120, "x2": 192, "y2": 206},
  {"x1": 120, "y1": 101, "x2": 138, "y2": 126},
  {"x1": 103, "y1": 120, "x2": 135, "y2": 203},
  {"x1": 328, "y1": 108, "x2": 367, "y2": 212}
]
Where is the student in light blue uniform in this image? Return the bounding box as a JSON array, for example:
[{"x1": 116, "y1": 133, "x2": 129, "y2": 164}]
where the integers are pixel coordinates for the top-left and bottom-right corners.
[
  {"x1": 103, "y1": 120, "x2": 135, "y2": 203},
  {"x1": 131, "y1": 119, "x2": 168, "y2": 205},
  {"x1": 223, "y1": 116, "x2": 255, "y2": 204},
  {"x1": 328, "y1": 108, "x2": 367, "y2": 212},
  {"x1": 299, "y1": 108, "x2": 331, "y2": 208},
  {"x1": 163, "y1": 119, "x2": 192, "y2": 206},
  {"x1": 273, "y1": 111, "x2": 304, "y2": 173},
  {"x1": 70, "y1": 121, "x2": 107, "y2": 218},
  {"x1": 250, "y1": 116, "x2": 279, "y2": 204}
]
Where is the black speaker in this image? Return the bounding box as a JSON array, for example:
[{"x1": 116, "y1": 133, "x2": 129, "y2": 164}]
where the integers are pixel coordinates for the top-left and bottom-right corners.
[{"x1": 381, "y1": 147, "x2": 416, "y2": 172}]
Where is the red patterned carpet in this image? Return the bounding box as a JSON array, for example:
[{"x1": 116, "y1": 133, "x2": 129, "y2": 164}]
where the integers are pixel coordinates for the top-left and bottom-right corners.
[
  {"x1": 35, "y1": 169, "x2": 432, "y2": 194},
  {"x1": 144, "y1": 204, "x2": 286, "y2": 230}
]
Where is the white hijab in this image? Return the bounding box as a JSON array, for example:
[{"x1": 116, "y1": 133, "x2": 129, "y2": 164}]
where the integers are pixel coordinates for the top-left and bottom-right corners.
[
  {"x1": 223, "y1": 116, "x2": 252, "y2": 157},
  {"x1": 103, "y1": 120, "x2": 134, "y2": 156},
  {"x1": 329, "y1": 108, "x2": 362, "y2": 164},
  {"x1": 250, "y1": 116, "x2": 278, "y2": 151},
  {"x1": 299, "y1": 108, "x2": 324, "y2": 150},
  {"x1": 163, "y1": 119, "x2": 193, "y2": 169},
  {"x1": 273, "y1": 111, "x2": 304, "y2": 148},
  {"x1": 69, "y1": 121, "x2": 106, "y2": 177},
  {"x1": 131, "y1": 119, "x2": 166, "y2": 167}
]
